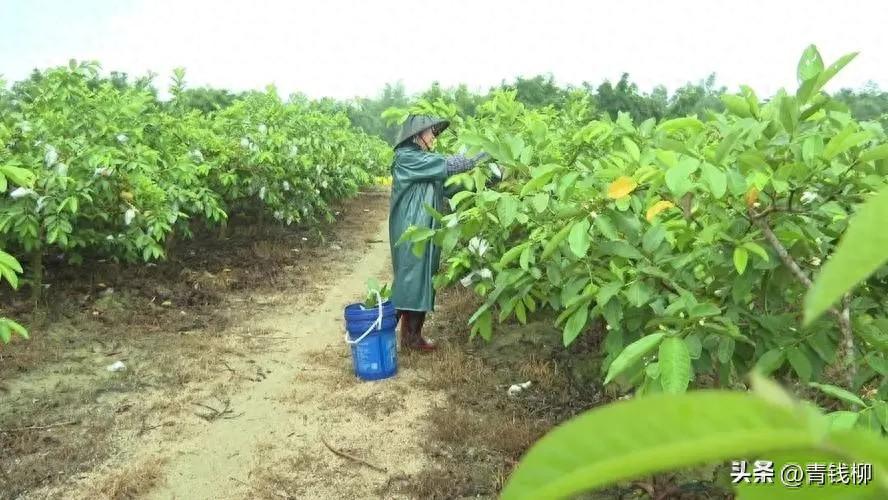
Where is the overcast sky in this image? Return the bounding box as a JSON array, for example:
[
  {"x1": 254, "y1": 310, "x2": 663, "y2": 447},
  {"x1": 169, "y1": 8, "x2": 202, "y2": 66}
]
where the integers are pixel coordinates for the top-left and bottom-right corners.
[{"x1": 2, "y1": 0, "x2": 886, "y2": 100}]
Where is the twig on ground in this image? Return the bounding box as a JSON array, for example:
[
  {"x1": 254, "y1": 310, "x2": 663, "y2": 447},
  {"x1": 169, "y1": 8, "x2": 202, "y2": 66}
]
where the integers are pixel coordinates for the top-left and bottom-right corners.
[
  {"x1": 193, "y1": 399, "x2": 243, "y2": 421},
  {"x1": 0, "y1": 420, "x2": 79, "y2": 433},
  {"x1": 320, "y1": 434, "x2": 388, "y2": 473}
]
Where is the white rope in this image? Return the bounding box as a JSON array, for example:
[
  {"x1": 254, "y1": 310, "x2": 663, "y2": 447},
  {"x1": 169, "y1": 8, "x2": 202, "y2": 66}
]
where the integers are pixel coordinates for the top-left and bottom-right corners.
[{"x1": 344, "y1": 290, "x2": 384, "y2": 345}]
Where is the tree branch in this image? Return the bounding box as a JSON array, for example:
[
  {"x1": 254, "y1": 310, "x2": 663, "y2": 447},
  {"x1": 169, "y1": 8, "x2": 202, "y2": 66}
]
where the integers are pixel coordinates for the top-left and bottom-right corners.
[{"x1": 750, "y1": 208, "x2": 855, "y2": 388}]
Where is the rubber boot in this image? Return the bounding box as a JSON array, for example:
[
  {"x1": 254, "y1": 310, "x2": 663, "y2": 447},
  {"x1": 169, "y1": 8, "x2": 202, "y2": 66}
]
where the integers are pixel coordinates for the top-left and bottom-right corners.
[{"x1": 399, "y1": 311, "x2": 436, "y2": 352}]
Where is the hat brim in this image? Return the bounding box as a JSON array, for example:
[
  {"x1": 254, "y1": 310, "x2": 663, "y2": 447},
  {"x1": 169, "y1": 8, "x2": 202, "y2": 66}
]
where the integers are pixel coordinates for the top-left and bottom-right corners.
[{"x1": 393, "y1": 117, "x2": 451, "y2": 149}]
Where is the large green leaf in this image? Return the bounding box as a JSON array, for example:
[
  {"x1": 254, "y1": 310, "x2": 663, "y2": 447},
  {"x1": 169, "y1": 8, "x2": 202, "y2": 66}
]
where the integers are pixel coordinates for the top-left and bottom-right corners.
[
  {"x1": 797, "y1": 44, "x2": 824, "y2": 83},
  {"x1": 594, "y1": 214, "x2": 620, "y2": 241},
  {"x1": 568, "y1": 218, "x2": 591, "y2": 258},
  {"x1": 859, "y1": 144, "x2": 888, "y2": 164},
  {"x1": 656, "y1": 117, "x2": 704, "y2": 135},
  {"x1": 809, "y1": 382, "x2": 866, "y2": 408},
  {"x1": 599, "y1": 241, "x2": 644, "y2": 260},
  {"x1": 734, "y1": 246, "x2": 749, "y2": 274},
  {"x1": 787, "y1": 347, "x2": 813, "y2": 382},
  {"x1": 624, "y1": 280, "x2": 653, "y2": 308},
  {"x1": 604, "y1": 333, "x2": 665, "y2": 384},
  {"x1": 665, "y1": 161, "x2": 696, "y2": 197},
  {"x1": 700, "y1": 163, "x2": 727, "y2": 199},
  {"x1": 755, "y1": 349, "x2": 786, "y2": 375},
  {"x1": 658, "y1": 337, "x2": 691, "y2": 394},
  {"x1": 497, "y1": 195, "x2": 520, "y2": 227},
  {"x1": 500, "y1": 391, "x2": 888, "y2": 500},
  {"x1": 642, "y1": 224, "x2": 666, "y2": 253},
  {"x1": 805, "y1": 186, "x2": 888, "y2": 324},
  {"x1": 563, "y1": 303, "x2": 590, "y2": 346}
]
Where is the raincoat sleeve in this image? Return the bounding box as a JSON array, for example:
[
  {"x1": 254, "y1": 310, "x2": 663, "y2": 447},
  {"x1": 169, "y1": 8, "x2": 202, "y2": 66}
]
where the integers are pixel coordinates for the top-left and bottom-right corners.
[{"x1": 443, "y1": 152, "x2": 489, "y2": 198}]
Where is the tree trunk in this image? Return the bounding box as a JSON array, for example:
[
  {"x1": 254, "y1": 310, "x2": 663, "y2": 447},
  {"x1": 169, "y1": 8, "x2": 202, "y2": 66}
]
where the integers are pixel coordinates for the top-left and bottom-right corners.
[{"x1": 30, "y1": 247, "x2": 43, "y2": 307}]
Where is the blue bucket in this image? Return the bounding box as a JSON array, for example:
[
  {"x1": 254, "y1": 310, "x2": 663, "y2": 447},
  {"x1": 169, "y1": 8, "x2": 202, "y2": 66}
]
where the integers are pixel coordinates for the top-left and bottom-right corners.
[{"x1": 343, "y1": 298, "x2": 398, "y2": 381}]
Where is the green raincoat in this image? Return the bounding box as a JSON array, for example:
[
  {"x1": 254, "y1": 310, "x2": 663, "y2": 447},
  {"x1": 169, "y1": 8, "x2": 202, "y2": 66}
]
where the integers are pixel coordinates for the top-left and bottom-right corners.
[{"x1": 389, "y1": 143, "x2": 455, "y2": 312}]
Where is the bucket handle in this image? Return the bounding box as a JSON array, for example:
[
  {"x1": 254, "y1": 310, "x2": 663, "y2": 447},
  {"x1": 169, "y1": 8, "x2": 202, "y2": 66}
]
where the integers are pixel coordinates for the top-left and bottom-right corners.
[{"x1": 344, "y1": 290, "x2": 384, "y2": 345}]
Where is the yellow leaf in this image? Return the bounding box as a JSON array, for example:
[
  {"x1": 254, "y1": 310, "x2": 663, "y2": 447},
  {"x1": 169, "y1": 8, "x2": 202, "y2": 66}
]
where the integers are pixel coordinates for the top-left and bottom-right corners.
[
  {"x1": 607, "y1": 176, "x2": 638, "y2": 199},
  {"x1": 646, "y1": 201, "x2": 675, "y2": 221},
  {"x1": 745, "y1": 187, "x2": 759, "y2": 208}
]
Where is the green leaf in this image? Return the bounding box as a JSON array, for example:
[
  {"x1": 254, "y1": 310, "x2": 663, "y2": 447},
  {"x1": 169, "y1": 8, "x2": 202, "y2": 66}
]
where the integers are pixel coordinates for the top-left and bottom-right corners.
[
  {"x1": 642, "y1": 224, "x2": 666, "y2": 254},
  {"x1": 449, "y1": 190, "x2": 475, "y2": 209},
  {"x1": 624, "y1": 280, "x2": 653, "y2": 308},
  {"x1": 540, "y1": 224, "x2": 573, "y2": 259},
  {"x1": 531, "y1": 193, "x2": 549, "y2": 213},
  {"x1": 802, "y1": 136, "x2": 825, "y2": 163},
  {"x1": 497, "y1": 195, "x2": 520, "y2": 227},
  {"x1": 684, "y1": 334, "x2": 703, "y2": 359},
  {"x1": 689, "y1": 303, "x2": 720, "y2": 318},
  {"x1": 2, "y1": 318, "x2": 28, "y2": 339},
  {"x1": 721, "y1": 95, "x2": 751, "y2": 118},
  {"x1": 519, "y1": 245, "x2": 533, "y2": 270},
  {"x1": 0, "y1": 265, "x2": 19, "y2": 289},
  {"x1": 622, "y1": 137, "x2": 640, "y2": 162},
  {"x1": 499, "y1": 242, "x2": 530, "y2": 268},
  {"x1": 656, "y1": 117, "x2": 704, "y2": 135},
  {"x1": 664, "y1": 161, "x2": 696, "y2": 197},
  {"x1": 866, "y1": 354, "x2": 888, "y2": 376},
  {"x1": 604, "y1": 333, "x2": 665, "y2": 384},
  {"x1": 568, "y1": 219, "x2": 592, "y2": 258},
  {"x1": 755, "y1": 349, "x2": 786, "y2": 375},
  {"x1": 797, "y1": 44, "x2": 824, "y2": 83},
  {"x1": 474, "y1": 309, "x2": 492, "y2": 341},
  {"x1": 805, "y1": 186, "x2": 888, "y2": 324},
  {"x1": 520, "y1": 164, "x2": 562, "y2": 196},
  {"x1": 823, "y1": 125, "x2": 870, "y2": 160},
  {"x1": 815, "y1": 52, "x2": 859, "y2": 95},
  {"x1": 658, "y1": 337, "x2": 691, "y2": 394},
  {"x1": 733, "y1": 246, "x2": 749, "y2": 274},
  {"x1": 700, "y1": 163, "x2": 727, "y2": 199},
  {"x1": 860, "y1": 144, "x2": 888, "y2": 163},
  {"x1": 780, "y1": 94, "x2": 799, "y2": 134},
  {"x1": 809, "y1": 382, "x2": 866, "y2": 408},
  {"x1": 0, "y1": 250, "x2": 23, "y2": 273},
  {"x1": 594, "y1": 215, "x2": 620, "y2": 241},
  {"x1": 0, "y1": 165, "x2": 36, "y2": 187},
  {"x1": 599, "y1": 241, "x2": 643, "y2": 260},
  {"x1": 563, "y1": 303, "x2": 590, "y2": 346},
  {"x1": 717, "y1": 337, "x2": 735, "y2": 364},
  {"x1": 742, "y1": 242, "x2": 770, "y2": 263},
  {"x1": 596, "y1": 281, "x2": 623, "y2": 307},
  {"x1": 874, "y1": 400, "x2": 888, "y2": 430},
  {"x1": 787, "y1": 347, "x2": 813, "y2": 382},
  {"x1": 500, "y1": 390, "x2": 888, "y2": 500},
  {"x1": 826, "y1": 411, "x2": 860, "y2": 431}
]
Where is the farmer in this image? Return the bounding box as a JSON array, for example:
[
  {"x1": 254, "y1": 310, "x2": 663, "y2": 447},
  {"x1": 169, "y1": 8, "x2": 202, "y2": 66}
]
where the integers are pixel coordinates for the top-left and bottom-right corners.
[{"x1": 389, "y1": 115, "x2": 497, "y2": 352}]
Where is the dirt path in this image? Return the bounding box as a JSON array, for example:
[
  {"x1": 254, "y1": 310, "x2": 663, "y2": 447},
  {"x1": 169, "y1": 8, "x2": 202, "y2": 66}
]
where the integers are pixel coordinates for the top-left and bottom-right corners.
[
  {"x1": 122, "y1": 219, "x2": 442, "y2": 499},
  {"x1": 4, "y1": 192, "x2": 487, "y2": 500}
]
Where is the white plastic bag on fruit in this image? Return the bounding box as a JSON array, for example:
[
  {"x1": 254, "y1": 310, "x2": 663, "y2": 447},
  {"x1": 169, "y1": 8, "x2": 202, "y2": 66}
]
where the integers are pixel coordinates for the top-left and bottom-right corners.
[{"x1": 468, "y1": 237, "x2": 489, "y2": 257}]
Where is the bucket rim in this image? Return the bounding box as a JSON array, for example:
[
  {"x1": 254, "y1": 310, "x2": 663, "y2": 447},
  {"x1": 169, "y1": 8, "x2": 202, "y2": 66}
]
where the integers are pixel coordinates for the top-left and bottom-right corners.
[{"x1": 345, "y1": 300, "x2": 395, "y2": 311}]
